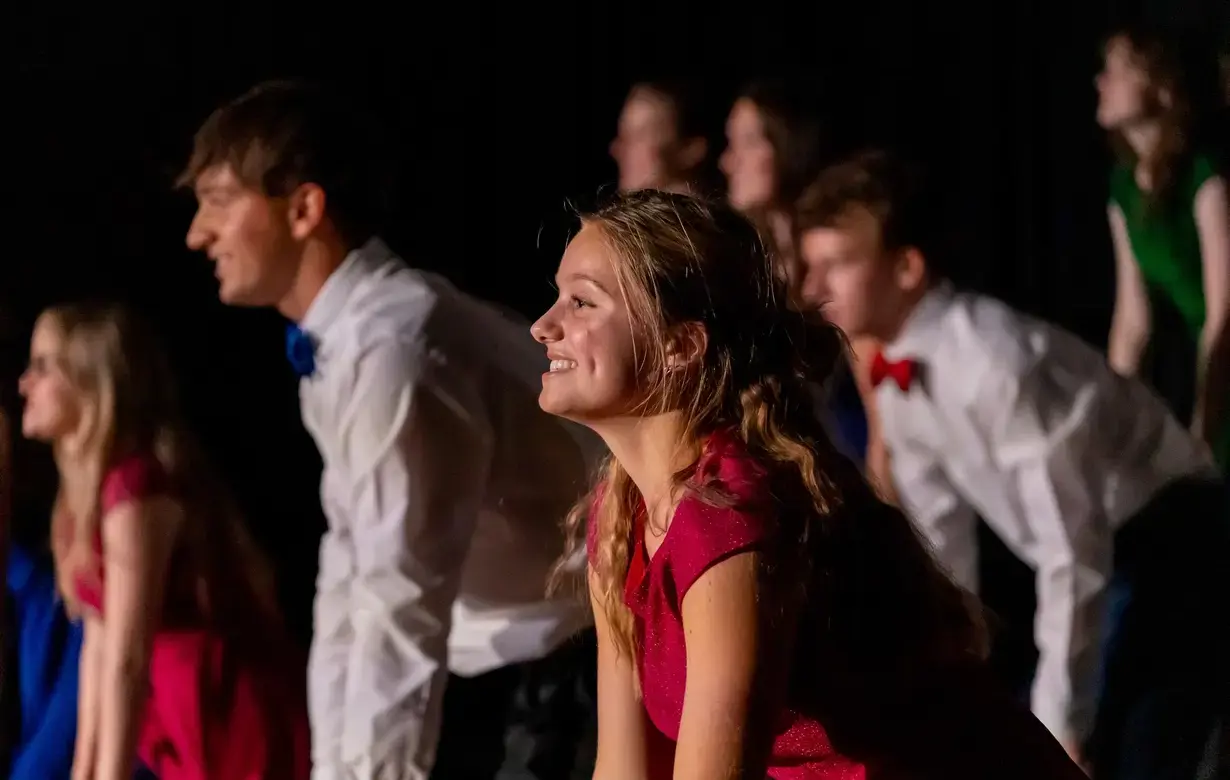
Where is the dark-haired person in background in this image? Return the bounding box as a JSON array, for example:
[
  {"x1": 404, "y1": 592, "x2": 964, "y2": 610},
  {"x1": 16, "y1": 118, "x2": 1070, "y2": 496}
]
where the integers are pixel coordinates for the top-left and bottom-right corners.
[
  {"x1": 182, "y1": 80, "x2": 604, "y2": 780},
  {"x1": 720, "y1": 81, "x2": 833, "y2": 270},
  {"x1": 1097, "y1": 26, "x2": 1230, "y2": 469},
  {"x1": 795, "y1": 149, "x2": 1229, "y2": 779},
  {"x1": 718, "y1": 82, "x2": 880, "y2": 480},
  {"x1": 609, "y1": 81, "x2": 712, "y2": 196}
]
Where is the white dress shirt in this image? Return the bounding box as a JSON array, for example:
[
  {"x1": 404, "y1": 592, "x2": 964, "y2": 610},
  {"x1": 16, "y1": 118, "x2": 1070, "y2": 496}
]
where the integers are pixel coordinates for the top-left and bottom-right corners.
[
  {"x1": 297, "y1": 238, "x2": 604, "y2": 780},
  {"x1": 877, "y1": 282, "x2": 1215, "y2": 745}
]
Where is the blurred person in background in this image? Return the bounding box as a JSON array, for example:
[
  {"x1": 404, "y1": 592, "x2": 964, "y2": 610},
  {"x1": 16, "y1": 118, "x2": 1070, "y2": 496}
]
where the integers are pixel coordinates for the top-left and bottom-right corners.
[
  {"x1": 609, "y1": 81, "x2": 712, "y2": 196},
  {"x1": 20, "y1": 302, "x2": 309, "y2": 780},
  {"x1": 797, "y1": 148, "x2": 1230, "y2": 780},
  {"x1": 4, "y1": 523, "x2": 83, "y2": 780},
  {"x1": 720, "y1": 81, "x2": 830, "y2": 267},
  {"x1": 0, "y1": 378, "x2": 85, "y2": 780},
  {"x1": 720, "y1": 81, "x2": 889, "y2": 494},
  {"x1": 1097, "y1": 25, "x2": 1230, "y2": 469}
]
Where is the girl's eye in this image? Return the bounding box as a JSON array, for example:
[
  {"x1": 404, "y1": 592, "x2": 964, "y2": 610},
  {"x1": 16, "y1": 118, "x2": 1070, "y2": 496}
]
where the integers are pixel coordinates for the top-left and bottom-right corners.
[{"x1": 569, "y1": 296, "x2": 592, "y2": 310}]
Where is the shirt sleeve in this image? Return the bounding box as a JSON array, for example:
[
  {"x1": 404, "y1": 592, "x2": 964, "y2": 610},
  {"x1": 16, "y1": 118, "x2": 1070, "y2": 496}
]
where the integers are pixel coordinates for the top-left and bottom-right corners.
[
  {"x1": 974, "y1": 362, "x2": 1111, "y2": 744},
  {"x1": 310, "y1": 340, "x2": 492, "y2": 780},
  {"x1": 308, "y1": 521, "x2": 348, "y2": 780},
  {"x1": 885, "y1": 434, "x2": 980, "y2": 593}
]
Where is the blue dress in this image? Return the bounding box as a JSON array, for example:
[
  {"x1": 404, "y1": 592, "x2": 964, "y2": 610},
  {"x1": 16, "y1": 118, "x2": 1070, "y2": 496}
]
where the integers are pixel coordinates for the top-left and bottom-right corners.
[
  {"x1": 827, "y1": 369, "x2": 869, "y2": 465},
  {"x1": 6, "y1": 543, "x2": 82, "y2": 780}
]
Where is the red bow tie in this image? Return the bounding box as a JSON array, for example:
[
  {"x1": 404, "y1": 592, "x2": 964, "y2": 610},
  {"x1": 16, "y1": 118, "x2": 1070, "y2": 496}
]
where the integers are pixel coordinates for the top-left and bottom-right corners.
[{"x1": 870, "y1": 351, "x2": 915, "y2": 392}]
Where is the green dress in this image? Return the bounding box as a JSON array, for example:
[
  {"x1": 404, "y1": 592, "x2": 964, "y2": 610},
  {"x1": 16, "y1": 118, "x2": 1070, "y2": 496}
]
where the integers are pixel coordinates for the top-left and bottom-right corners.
[{"x1": 1109, "y1": 152, "x2": 1230, "y2": 468}]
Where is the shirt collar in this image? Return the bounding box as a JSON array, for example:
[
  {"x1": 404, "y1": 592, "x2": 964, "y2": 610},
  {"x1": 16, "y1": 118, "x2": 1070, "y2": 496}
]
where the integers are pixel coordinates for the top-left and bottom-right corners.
[
  {"x1": 883, "y1": 281, "x2": 954, "y2": 361},
  {"x1": 299, "y1": 236, "x2": 394, "y2": 341}
]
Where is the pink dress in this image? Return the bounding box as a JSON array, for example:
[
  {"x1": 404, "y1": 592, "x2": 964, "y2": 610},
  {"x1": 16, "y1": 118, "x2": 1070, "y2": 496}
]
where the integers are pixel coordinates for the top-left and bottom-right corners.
[
  {"x1": 73, "y1": 455, "x2": 310, "y2": 780},
  {"x1": 590, "y1": 430, "x2": 1086, "y2": 779}
]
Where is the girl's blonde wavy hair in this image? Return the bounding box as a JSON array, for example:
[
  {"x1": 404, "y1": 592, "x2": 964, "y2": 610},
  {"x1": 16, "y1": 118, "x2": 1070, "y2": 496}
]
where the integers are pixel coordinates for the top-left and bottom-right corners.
[
  {"x1": 550, "y1": 190, "x2": 985, "y2": 694},
  {"x1": 41, "y1": 302, "x2": 279, "y2": 644}
]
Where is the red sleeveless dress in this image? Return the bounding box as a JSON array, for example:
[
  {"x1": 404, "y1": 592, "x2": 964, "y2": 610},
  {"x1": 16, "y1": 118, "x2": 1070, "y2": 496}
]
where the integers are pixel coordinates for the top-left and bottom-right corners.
[
  {"x1": 589, "y1": 431, "x2": 1086, "y2": 779},
  {"x1": 72, "y1": 455, "x2": 310, "y2": 780}
]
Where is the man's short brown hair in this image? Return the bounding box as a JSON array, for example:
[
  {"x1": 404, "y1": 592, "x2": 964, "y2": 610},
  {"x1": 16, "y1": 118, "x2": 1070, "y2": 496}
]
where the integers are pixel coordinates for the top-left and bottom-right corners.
[
  {"x1": 178, "y1": 80, "x2": 391, "y2": 247},
  {"x1": 794, "y1": 149, "x2": 936, "y2": 254}
]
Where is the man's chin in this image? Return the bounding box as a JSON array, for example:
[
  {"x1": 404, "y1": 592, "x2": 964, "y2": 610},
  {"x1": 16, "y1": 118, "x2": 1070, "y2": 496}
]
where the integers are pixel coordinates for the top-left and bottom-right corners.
[
  {"x1": 217, "y1": 282, "x2": 242, "y2": 306},
  {"x1": 20, "y1": 422, "x2": 51, "y2": 443},
  {"x1": 217, "y1": 284, "x2": 268, "y2": 309}
]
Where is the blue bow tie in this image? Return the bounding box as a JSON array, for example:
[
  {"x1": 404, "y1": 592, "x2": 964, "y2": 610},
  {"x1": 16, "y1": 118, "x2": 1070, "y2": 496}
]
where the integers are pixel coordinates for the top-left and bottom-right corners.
[{"x1": 285, "y1": 323, "x2": 317, "y2": 379}]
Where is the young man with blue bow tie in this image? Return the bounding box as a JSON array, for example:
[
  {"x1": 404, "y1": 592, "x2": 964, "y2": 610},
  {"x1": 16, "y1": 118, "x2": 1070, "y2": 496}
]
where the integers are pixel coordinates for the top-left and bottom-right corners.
[
  {"x1": 792, "y1": 149, "x2": 1230, "y2": 780},
  {"x1": 181, "y1": 80, "x2": 602, "y2": 780}
]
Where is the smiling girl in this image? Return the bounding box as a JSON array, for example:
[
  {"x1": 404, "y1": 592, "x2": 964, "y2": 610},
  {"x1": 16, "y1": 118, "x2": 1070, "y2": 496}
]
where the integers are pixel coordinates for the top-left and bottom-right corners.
[{"x1": 530, "y1": 190, "x2": 1086, "y2": 779}]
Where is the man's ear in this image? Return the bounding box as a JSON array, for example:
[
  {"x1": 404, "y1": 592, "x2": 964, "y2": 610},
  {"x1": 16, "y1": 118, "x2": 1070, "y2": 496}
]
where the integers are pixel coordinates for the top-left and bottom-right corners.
[
  {"x1": 664, "y1": 321, "x2": 708, "y2": 371},
  {"x1": 287, "y1": 182, "x2": 327, "y2": 241},
  {"x1": 894, "y1": 246, "x2": 929, "y2": 292}
]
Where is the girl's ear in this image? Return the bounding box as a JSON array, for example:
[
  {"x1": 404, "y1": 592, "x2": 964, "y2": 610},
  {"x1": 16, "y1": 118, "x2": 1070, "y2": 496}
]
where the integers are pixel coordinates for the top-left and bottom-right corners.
[{"x1": 665, "y1": 321, "x2": 708, "y2": 370}]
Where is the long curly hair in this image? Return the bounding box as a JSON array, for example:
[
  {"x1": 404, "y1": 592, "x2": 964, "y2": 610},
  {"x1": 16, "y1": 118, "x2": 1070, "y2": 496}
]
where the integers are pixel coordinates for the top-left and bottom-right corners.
[{"x1": 550, "y1": 190, "x2": 985, "y2": 696}]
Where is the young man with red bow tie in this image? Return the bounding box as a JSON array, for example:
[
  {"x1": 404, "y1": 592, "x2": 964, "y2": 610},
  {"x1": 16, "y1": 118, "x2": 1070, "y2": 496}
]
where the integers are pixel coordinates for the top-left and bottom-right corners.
[{"x1": 793, "y1": 149, "x2": 1230, "y2": 780}]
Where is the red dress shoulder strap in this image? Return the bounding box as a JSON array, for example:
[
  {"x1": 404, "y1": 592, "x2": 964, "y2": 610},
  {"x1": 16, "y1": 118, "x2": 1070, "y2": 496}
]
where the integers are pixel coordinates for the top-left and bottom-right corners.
[{"x1": 659, "y1": 431, "x2": 776, "y2": 599}]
